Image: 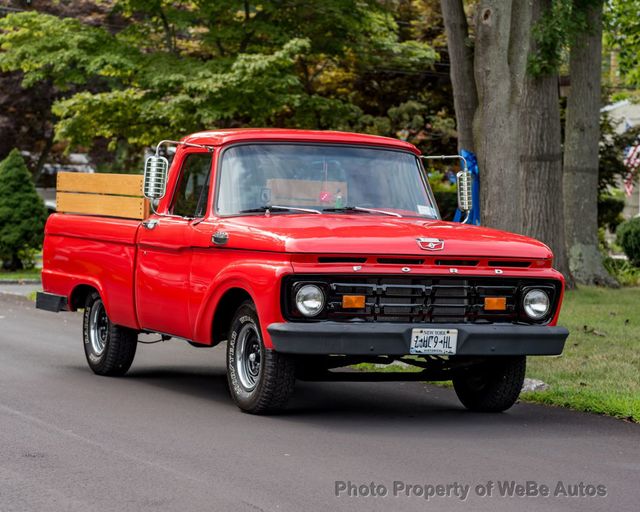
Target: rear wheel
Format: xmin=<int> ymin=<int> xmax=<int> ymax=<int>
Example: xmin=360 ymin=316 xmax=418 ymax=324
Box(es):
xmin=452 ymin=356 xmax=526 ymax=412
xmin=226 ymin=302 xmax=295 ymax=414
xmin=83 ymin=292 xmax=137 ymax=376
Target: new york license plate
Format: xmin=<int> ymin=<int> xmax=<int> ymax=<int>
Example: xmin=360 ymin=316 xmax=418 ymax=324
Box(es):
xmin=410 ymin=328 xmax=458 ymax=355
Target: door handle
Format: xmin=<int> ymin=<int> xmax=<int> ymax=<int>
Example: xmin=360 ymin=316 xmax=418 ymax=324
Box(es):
xmin=212 ymin=231 xmax=229 ymax=245
xmin=142 ymin=219 xmax=159 ymax=230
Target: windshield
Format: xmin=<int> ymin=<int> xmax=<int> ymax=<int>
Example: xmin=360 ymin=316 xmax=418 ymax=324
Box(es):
xmin=215 ymin=144 xmax=439 ymax=218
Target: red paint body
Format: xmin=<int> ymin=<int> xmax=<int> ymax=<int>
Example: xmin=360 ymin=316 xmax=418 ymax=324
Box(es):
xmin=42 ymin=129 xmax=565 ymax=347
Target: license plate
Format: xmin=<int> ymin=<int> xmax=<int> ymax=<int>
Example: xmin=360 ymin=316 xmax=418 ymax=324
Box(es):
xmin=410 ymin=328 xmax=458 ymax=355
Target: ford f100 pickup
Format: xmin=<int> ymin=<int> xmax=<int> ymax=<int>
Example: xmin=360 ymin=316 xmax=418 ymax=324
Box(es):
xmin=37 ymin=129 xmax=569 ymax=414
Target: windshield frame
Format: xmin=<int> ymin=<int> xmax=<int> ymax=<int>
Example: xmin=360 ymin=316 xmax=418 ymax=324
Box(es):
xmin=213 ymin=142 xmax=441 ymax=220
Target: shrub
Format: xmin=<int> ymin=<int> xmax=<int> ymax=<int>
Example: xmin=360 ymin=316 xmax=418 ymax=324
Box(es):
xmin=598 ymin=190 xmax=625 ymax=231
xmin=428 ymin=171 xmax=458 ymax=221
xmin=0 ymin=149 xmax=47 ymax=270
xmin=616 ymin=217 xmax=640 ymax=267
xmin=603 ymin=257 xmax=640 ymax=287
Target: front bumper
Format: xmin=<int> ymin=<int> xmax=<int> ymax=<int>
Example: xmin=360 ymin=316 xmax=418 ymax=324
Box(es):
xmin=267 ymin=322 xmax=569 ymax=356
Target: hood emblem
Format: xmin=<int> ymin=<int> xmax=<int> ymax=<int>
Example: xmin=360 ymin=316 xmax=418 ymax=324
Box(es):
xmin=417 ymin=237 xmax=444 ymax=251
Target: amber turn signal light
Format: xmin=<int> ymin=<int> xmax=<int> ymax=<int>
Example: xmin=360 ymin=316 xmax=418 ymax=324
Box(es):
xmin=484 ymin=297 xmax=507 ymax=311
xmin=342 ymin=295 xmax=366 ymax=309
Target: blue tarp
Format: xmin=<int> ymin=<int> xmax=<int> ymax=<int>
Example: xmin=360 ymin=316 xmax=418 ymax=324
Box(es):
xmin=453 ymin=149 xmax=481 ymax=225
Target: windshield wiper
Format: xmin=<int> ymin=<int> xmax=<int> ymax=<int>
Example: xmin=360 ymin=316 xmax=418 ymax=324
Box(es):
xmin=322 ymin=206 xmax=402 ymax=218
xmin=239 ymin=205 xmax=322 ymax=215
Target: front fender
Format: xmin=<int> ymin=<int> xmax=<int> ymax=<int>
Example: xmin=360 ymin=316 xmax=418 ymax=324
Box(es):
xmin=190 ymin=252 xmax=294 ymax=346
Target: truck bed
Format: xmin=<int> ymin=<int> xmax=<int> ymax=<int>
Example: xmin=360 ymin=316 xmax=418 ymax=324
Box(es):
xmin=42 ymin=214 xmax=141 ymax=329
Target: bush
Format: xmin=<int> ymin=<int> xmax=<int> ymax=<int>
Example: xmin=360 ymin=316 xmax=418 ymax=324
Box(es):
xmin=616 ymin=217 xmax=640 ymax=267
xmin=603 ymin=257 xmax=640 ymax=287
xmin=428 ymin=171 xmax=458 ymax=221
xmin=0 ymin=149 xmax=47 ymax=270
xmin=598 ymin=190 xmax=626 ymax=231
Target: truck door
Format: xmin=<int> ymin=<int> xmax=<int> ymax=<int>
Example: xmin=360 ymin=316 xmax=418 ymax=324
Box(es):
xmin=135 ymin=150 xmax=213 ymax=339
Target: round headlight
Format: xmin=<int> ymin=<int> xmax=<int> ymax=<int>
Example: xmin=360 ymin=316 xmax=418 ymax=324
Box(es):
xmin=295 ymin=284 xmax=325 ymax=317
xmin=523 ymin=289 xmax=550 ymax=320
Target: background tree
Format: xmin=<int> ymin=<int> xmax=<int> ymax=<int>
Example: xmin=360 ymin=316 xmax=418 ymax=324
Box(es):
xmin=519 ymin=0 xmax=571 ymax=283
xmin=440 ymin=0 xmax=476 ymax=152
xmin=0 ymin=0 xmax=120 ymax=172
xmin=441 ymin=0 xmax=625 ymax=286
xmin=441 ymin=0 xmax=535 ymax=233
xmin=0 ymin=149 xmax=47 ymax=270
xmin=562 ymin=0 xmax=615 ymax=285
xmin=0 ymin=1 xmax=455 ymax=161
xmin=441 ymin=0 xmax=573 ymax=284
xmin=605 ymin=0 xmax=640 ymax=87
xmin=472 ymin=0 xmax=532 ymax=234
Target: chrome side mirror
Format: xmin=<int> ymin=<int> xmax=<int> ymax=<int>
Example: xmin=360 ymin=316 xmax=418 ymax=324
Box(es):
xmin=143 ymin=155 xmax=169 ymax=200
xmin=456 ymin=168 xmax=473 ymax=214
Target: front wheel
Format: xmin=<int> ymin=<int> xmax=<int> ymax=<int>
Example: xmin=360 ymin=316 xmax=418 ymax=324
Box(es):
xmin=452 ymin=356 xmax=526 ymax=412
xmin=226 ymin=302 xmax=295 ymax=414
xmin=83 ymin=292 xmax=138 ymax=376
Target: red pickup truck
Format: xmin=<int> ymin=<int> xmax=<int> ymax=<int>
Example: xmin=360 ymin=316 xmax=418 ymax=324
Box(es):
xmin=37 ymin=129 xmax=568 ymax=414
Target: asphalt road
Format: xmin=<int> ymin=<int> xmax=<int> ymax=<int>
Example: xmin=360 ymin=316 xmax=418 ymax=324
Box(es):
xmin=1 ymin=293 xmax=638 ymax=512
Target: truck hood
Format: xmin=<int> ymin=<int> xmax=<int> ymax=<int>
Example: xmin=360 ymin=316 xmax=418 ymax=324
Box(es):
xmin=217 ymin=215 xmax=553 ymax=260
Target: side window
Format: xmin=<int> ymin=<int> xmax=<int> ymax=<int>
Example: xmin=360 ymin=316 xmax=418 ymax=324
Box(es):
xmin=172 ymin=152 xmax=213 ymax=217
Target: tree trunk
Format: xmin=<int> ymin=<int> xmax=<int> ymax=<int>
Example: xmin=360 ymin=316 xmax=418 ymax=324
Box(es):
xmin=32 ymin=133 xmax=54 ymax=184
xmin=563 ymin=0 xmax=616 ymax=286
xmin=473 ymin=0 xmax=532 ymax=233
xmin=519 ymin=0 xmax=573 ymax=286
xmin=441 ymin=0 xmax=477 ymax=152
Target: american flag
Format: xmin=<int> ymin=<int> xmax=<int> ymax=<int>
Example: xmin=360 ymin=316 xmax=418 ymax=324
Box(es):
xmin=623 ymin=142 xmax=640 ymax=196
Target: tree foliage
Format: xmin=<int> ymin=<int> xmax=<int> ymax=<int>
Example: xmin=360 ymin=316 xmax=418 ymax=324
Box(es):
xmin=605 ymin=0 xmax=640 ymax=87
xmin=617 ymin=217 xmax=640 ymax=267
xmin=0 ymin=149 xmax=47 ymax=270
xmin=528 ymin=0 xmax=603 ymax=76
xmin=0 ymin=1 xmax=448 ymax=156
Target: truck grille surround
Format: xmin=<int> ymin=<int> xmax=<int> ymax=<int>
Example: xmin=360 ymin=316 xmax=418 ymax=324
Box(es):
xmin=282 ymin=276 xmax=560 ymax=325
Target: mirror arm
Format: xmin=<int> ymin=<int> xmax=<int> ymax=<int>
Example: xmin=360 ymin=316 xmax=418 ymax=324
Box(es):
xmin=419 ymin=154 xmax=469 ymax=173
xmin=154 ymin=140 xmax=214 ymax=154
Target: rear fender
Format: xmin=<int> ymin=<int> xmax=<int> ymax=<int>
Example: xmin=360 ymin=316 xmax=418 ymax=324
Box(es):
xmin=68 ymin=279 xmax=105 ymax=312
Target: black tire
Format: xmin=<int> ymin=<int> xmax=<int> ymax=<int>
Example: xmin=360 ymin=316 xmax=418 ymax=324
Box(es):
xmin=83 ymin=292 xmax=137 ymax=376
xmin=226 ymin=302 xmax=295 ymax=414
xmin=452 ymin=356 xmax=526 ymax=412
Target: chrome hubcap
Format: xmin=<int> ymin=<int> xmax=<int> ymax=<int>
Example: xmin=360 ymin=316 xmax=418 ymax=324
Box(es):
xmin=89 ymin=300 xmax=109 ymax=356
xmin=235 ymin=323 xmax=262 ymax=391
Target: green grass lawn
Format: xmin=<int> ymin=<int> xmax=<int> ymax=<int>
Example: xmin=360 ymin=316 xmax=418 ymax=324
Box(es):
xmin=524 ymin=287 xmax=640 ymax=422
xmin=0 ymin=268 xmax=41 ymax=281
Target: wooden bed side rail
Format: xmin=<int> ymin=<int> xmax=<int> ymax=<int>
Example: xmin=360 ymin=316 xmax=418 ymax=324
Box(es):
xmin=56 ymin=172 xmax=149 ymax=220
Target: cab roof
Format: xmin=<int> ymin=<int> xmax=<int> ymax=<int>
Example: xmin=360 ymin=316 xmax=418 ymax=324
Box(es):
xmin=181 ymin=128 xmax=421 ymax=155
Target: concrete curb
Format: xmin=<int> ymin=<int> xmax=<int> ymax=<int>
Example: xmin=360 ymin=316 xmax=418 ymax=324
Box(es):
xmin=0 ymin=280 xmax=41 ymax=284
